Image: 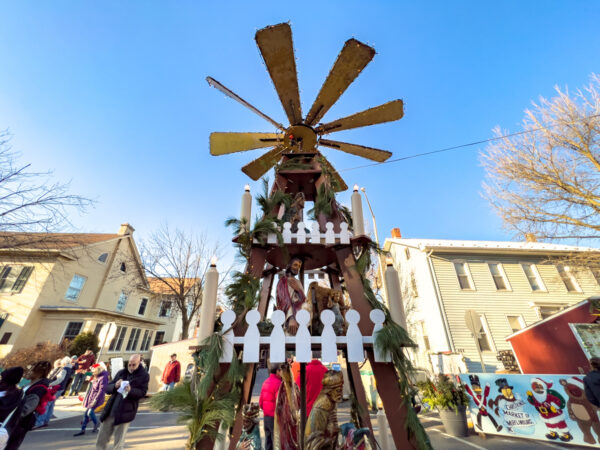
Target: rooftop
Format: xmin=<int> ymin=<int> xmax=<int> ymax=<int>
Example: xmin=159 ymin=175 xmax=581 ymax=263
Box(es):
xmin=0 ymin=232 xmax=122 ymax=251
xmin=384 ymin=238 xmax=600 ymax=255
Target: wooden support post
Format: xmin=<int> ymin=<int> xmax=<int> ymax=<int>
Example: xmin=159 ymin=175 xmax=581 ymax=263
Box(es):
xmin=345 ymin=357 xmax=376 ymax=448
xmin=228 ymin=362 xmax=257 ymax=450
xmin=300 ymin=362 xmax=307 ymax=449
xmin=335 ymin=245 xmax=414 ymax=449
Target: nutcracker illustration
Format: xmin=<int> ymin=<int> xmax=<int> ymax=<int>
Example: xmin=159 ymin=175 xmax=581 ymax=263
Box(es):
xmin=464 ymin=375 xmax=502 ymax=432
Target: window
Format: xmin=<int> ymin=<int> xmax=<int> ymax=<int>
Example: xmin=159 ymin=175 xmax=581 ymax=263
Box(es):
xmin=93 ymin=323 xmax=104 ymax=336
xmin=65 ymin=274 xmax=86 ymax=301
xmin=139 ymin=330 xmax=150 ymax=352
xmin=98 ymin=253 xmax=109 ymax=263
xmin=453 ymin=262 xmax=474 ymax=290
xmin=557 ymin=265 xmax=580 ymax=292
xmin=10 ymin=267 xmax=33 ymax=293
xmin=410 ymin=273 xmax=419 ymax=297
xmin=116 ymin=292 xmax=128 ymax=312
xmin=159 ymin=301 xmax=172 ymax=318
xmin=153 ymin=331 xmax=165 ymax=346
xmin=537 ymin=305 xmax=565 ymax=320
xmin=521 ymin=263 xmax=545 ymax=291
xmin=419 ymin=321 xmax=430 ymax=351
xmin=126 ymin=328 xmax=141 ymax=351
xmin=488 ymin=263 xmax=509 ymax=291
xmin=0 ymin=313 xmax=8 ymax=329
xmin=62 ymin=321 xmax=83 ymax=342
xmin=120 ymin=263 xmax=126 ymax=273
xmin=591 ymin=268 xmax=600 ymax=286
xmin=506 ymin=315 xmax=526 ymax=333
xmin=0 ymin=333 xmax=11 ymax=345
xmin=138 ymin=298 xmax=149 ymax=316
xmin=141 ymin=331 xmax=153 ymax=351
xmin=0 ymin=266 xmax=33 ymax=293
xmin=477 ymin=315 xmax=495 ymax=352
xmin=109 ymin=326 xmax=128 ymax=351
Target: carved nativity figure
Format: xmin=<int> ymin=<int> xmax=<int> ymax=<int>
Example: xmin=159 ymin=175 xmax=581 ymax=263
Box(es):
xmin=307 ymin=281 xmax=348 ymax=336
xmin=236 ymin=403 xmax=262 ymax=450
xmin=276 ymin=257 xmax=309 ymax=335
xmin=274 ymin=363 xmax=300 ymax=450
xmin=305 ymin=370 xmax=344 ymax=450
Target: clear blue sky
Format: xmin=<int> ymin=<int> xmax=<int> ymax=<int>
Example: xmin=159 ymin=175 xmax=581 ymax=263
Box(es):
xmin=1 ymin=1 xmax=599 ymax=260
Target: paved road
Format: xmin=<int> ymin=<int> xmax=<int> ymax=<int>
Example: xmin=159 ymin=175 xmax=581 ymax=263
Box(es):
xmin=21 ymin=401 xmax=589 ymax=449
xmin=21 ymin=404 xmax=187 ymax=449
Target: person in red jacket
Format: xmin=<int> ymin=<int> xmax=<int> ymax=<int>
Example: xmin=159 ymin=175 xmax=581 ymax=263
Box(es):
xmin=161 ymin=354 xmax=181 ymax=391
xmin=259 ymin=363 xmax=282 ymax=450
xmin=69 ymin=349 xmax=96 ymax=396
xmin=295 ymin=359 xmax=328 ymax=419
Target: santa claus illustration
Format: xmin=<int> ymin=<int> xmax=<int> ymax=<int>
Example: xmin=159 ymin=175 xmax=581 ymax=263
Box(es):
xmin=526 ymin=377 xmax=572 ymax=442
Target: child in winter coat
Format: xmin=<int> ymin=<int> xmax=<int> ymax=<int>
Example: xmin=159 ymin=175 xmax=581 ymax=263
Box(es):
xmin=73 ymin=363 xmax=108 ymax=436
xmin=258 ymin=363 xmax=282 ymax=450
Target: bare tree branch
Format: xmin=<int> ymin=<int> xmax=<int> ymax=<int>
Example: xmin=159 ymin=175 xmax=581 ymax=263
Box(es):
xmin=481 ymin=74 xmax=600 ymax=242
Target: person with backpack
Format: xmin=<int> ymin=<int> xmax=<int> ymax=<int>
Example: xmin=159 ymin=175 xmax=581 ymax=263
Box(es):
xmin=5 ymin=361 xmax=52 ymax=450
xmin=0 ymin=366 xmax=24 ymax=441
xmin=73 ymin=363 xmax=108 ymax=436
xmin=33 ymin=356 xmax=73 ymax=429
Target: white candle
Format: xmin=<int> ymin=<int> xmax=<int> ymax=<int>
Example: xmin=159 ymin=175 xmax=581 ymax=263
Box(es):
xmin=351 ymin=185 xmax=365 ymax=236
xmin=384 ymin=260 xmax=407 ymax=329
xmin=240 ymin=184 xmax=252 ymax=232
xmin=197 ymin=257 xmax=219 ymax=344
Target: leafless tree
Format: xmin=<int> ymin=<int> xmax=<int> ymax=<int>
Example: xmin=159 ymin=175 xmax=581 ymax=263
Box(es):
xmin=481 ymin=74 xmax=600 ymax=242
xmin=0 ymin=131 xmax=91 ymax=245
xmin=140 ymin=224 xmax=230 ymax=340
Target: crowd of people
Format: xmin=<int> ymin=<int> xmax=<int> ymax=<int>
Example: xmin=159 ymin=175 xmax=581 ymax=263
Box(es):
xmin=0 ymin=349 xmax=149 ymax=449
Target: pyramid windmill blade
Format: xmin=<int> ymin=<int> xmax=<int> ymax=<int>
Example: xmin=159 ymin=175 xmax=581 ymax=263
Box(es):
xmin=255 ymin=23 xmax=302 ymax=125
xmin=210 ymin=132 xmax=283 ymax=156
xmin=318 ymin=157 xmax=348 ymax=192
xmin=315 ymin=100 xmax=404 ymax=135
xmin=304 ymin=39 xmax=375 ymax=126
xmin=319 ymin=139 xmax=392 ymax=162
xmin=206 ymin=77 xmax=284 ymax=130
xmin=241 ymin=146 xmax=286 ymax=180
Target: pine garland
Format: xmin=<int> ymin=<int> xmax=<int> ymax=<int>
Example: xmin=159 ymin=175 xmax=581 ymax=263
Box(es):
xmin=355 ymin=245 xmax=433 ymax=450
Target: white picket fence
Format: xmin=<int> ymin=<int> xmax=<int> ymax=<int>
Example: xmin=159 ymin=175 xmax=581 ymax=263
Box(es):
xmin=218 ymin=308 xmax=390 ymax=364
xmin=256 ymin=221 xmax=352 ymax=245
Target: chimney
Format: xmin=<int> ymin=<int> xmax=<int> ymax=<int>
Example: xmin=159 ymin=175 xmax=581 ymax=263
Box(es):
xmin=525 ymin=233 xmax=537 ymax=243
xmin=118 ymin=223 xmax=135 ymax=236
xmin=391 ymin=228 xmax=402 ymax=239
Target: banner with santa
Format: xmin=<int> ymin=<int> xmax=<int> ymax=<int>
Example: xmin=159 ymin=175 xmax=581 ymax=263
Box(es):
xmin=458 ymin=373 xmax=600 ymax=447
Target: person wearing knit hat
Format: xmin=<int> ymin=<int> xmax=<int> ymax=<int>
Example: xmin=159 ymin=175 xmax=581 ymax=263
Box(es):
xmin=584 ymin=357 xmax=600 ymax=408
xmin=73 ymin=363 xmax=108 ymax=436
xmin=0 ymin=367 xmax=24 ymax=428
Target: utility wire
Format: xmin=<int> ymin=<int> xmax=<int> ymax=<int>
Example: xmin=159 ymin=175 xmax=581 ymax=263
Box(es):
xmin=337 ymin=113 xmax=600 ymax=173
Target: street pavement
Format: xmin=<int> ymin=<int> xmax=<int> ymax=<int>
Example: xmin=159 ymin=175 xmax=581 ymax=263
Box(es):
xmin=20 ymin=398 xmax=590 ymax=449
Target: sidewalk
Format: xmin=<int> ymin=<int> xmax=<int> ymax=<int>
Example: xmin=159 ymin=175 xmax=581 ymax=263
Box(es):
xmin=52 ymin=396 xmax=86 ymax=421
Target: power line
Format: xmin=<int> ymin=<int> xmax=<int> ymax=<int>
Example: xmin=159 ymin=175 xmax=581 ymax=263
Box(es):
xmin=337 ymin=113 xmax=600 ymax=173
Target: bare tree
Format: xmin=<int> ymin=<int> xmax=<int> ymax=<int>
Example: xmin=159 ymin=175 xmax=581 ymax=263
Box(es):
xmin=140 ymin=224 xmax=230 ymax=340
xmin=481 ymin=74 xmax=600 ymax=242
xmin=0 ymin=131 xmax=90 ymax=244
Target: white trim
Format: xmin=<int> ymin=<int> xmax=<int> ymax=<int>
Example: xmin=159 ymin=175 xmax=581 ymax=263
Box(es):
xmin=520 ymin=262 xmax=547 ymax=292
xmin=556 ymin=264 xmax=582 ymax=293
xmin=487 ymin=261 xmax=512 ymax=291
xmin=478 ymin=313 xmax=496 ymax=353
xmin=452 ymin=260 xmax=476 ymax=291
xmin=505 ymin=314 xmax=526 ymax=333
xmin=506 ymin=299 xmax=591 ymax=339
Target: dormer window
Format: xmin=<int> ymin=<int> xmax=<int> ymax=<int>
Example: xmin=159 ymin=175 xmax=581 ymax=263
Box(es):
xmin=120 ymin=263 xmax=126 ymax=273
xmin=98 ymin=253 xmax=109 ymax=263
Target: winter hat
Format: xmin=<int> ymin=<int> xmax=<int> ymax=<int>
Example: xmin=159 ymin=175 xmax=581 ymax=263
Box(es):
xmin=531 ymin=377 xmax=552 ymax=389
xmin=1 ymin=367 xmax=24 ymax=385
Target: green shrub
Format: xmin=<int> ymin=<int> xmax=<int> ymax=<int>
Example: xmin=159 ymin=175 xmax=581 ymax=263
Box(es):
xmin=418 ymin=374 xmax=469 ymax=411
xmin=67 ymin=332 xmax=99 ymax=357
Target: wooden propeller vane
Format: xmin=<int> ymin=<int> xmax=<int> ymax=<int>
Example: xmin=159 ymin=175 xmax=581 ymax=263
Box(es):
xmin=207 ymin=22 xmax=404 ymax=191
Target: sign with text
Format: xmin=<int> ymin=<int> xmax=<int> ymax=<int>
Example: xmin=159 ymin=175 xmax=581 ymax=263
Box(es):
xmin=459 ymin=373 xmax=600 ymax=447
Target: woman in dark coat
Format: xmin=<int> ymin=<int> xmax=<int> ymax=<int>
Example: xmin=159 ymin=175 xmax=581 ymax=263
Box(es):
xmin=73 ymin=363 xmax=108 ymax=436
xmin=0 ymin=367 xmax=24 ymax=434
xmin=6 ymin=361 xmax=52 ymax=450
